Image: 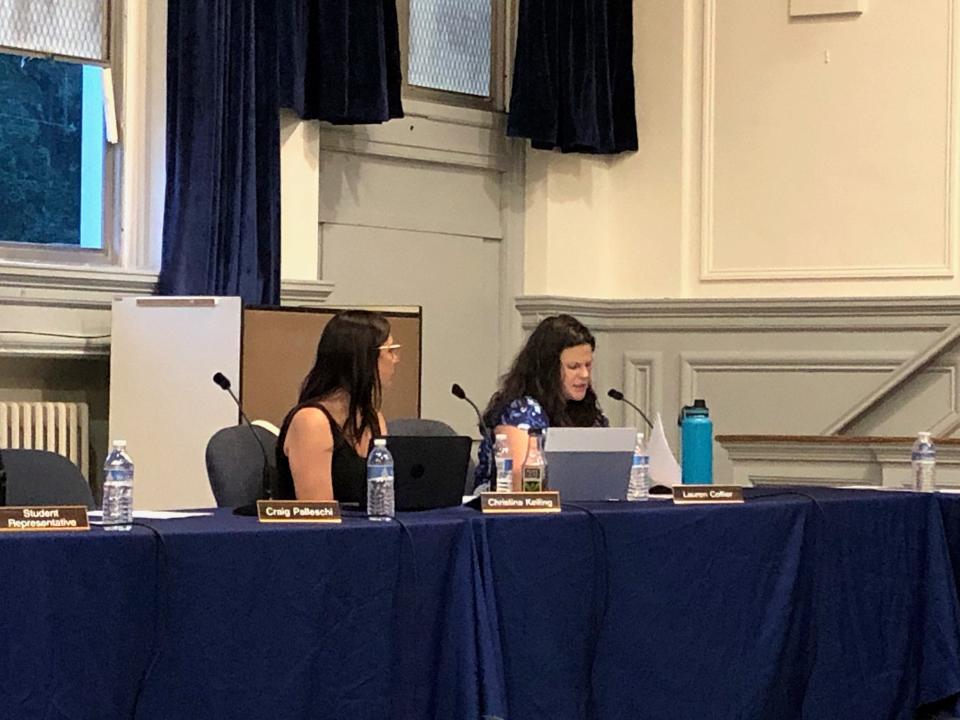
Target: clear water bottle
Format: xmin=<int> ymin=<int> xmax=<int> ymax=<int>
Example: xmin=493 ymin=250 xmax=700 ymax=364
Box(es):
xmin=494 ymin=433 xmax=513 ymax=493
xmin=911 ymin=431 xmax=936 ymax=492
xmin=102 ymin=440 xmax=134 ymax=531
xmin=627 ymin=432 xmax=651 ymax=501
xmin=367 ymin=438 xmax=395 ymax=521
xmin=521 ymin=428 xmax=547 ymax=492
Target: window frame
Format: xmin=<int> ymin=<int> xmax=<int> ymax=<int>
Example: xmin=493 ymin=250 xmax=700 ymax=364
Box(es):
xmin=397 ymin=0 xmax=506 ymax=112
xmin=0 ymin=0 xmax=122 ymax=266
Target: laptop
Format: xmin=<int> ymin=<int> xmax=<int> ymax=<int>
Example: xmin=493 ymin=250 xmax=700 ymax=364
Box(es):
xmin=544 ymin=427 xmax=637 ymax=501
xmin=385 ymin=435 xmax=473 ymax=511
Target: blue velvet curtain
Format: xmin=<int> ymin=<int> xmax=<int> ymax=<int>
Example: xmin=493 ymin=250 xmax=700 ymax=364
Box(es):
xmin=160 ymin=1 xmax=403 ymax=305
xmin=507 ymin=0 xmax=638 ymax=155
xmin=277 ymin=0 xmax=403 ymax=124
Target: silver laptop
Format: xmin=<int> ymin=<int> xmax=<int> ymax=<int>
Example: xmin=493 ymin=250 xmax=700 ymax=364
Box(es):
xmin=544 ymin=427 xmax=637 ymax=501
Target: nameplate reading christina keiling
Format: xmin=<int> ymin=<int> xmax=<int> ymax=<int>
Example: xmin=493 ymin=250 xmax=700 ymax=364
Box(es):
xmin=256 ymin=500 xmax=342 ymax=523
xmin=672 ymin=486 xmax=744 ymax=505
xmin=0 ymin=506 xmax=90 ymax=532
xmin=480 ymin=491 xmax=561 ymax=514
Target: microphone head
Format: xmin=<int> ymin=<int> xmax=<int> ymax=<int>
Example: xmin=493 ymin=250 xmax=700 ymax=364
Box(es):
xmin=451 ymin=383 xmax=466 ymax=400
xmin=607 ymin=388 xmax=624 ymax=401
xmin=212 ymin=372 xmax=231 ymax=391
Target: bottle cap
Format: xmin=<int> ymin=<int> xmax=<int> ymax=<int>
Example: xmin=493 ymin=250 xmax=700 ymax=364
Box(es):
xmin=517 ymin=423 xmax=531 ymax=432
xmin=112 ymin=440 xmax=127 ymax=449
xmin=918 ymin=431 xmax=932 ymax=441
xmin=495 ymin=433 xmax=507 ymax=441
xmin=636 ymin=432 xmax=644 ymax=444
xmin=374 ymin=438 xmax=387 ymax=447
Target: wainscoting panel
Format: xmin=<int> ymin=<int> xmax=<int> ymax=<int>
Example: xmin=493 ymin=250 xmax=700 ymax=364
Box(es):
xmin=517 ymin=296 xmax=960 ymax=483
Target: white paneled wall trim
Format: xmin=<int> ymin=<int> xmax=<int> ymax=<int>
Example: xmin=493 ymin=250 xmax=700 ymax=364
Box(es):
xmin=515 ymin=295 xmax=960 ymax=483
xmin=516 ymin=296 xmax=960 ymax=331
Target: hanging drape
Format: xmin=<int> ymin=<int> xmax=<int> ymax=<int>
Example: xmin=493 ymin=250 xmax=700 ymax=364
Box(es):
xmin=507 ymin=0 xmax=638 ymax=155
xmin=160 ymin=1 xmax=403 ymax=305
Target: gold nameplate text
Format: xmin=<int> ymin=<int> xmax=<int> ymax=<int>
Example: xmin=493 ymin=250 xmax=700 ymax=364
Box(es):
xmin=672 ymin=485 xmax=744 ymax=505
xmin=257 ymin=500 xmax=342 ymax=523
xmin=480 ymin=491 xmax=561 ymax=514
xmin=0 ymin=506 xmax=90 ymax=532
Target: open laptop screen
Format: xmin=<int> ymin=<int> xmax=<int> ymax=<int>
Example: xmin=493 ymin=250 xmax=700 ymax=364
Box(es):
xmin=544 ymin=427 xmax=636 ymax=501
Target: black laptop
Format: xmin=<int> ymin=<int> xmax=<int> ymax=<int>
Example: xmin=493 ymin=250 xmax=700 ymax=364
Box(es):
xmin=385 ymin=435 xmax=472 ymax=511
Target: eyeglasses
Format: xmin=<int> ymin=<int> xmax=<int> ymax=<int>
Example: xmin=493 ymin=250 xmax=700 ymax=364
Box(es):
xmin=378 ymin=343 xmax=402 ymax=358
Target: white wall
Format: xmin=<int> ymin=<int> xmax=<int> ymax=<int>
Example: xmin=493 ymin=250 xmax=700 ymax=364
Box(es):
xmin=524 ymin=0 xmax=960 ymax=299
xmin=278 ymin=101 xmax=525 ymax=436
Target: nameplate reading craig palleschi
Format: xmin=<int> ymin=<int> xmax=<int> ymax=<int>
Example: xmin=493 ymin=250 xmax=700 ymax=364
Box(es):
xmin=0 ymin=506 xmax=90 ymax=532
xmin=480 ymin=491 xmax=561 ymax=514
xmin=672 ymin=485 xmax=744 ymax=505
xmin=256 ymin=500 xmax=342 ymax=523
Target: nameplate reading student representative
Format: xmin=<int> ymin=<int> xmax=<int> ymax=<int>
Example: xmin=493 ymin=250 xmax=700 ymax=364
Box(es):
xmin=0 ymin=506 xmax=90 ymax=532
xmin=672 ymin=485 xmax=744 ymax=505
xmin=480 ymin=491 xmax=561 ymax=514
xmin=256 ymin=500 xmax=342 ymax=523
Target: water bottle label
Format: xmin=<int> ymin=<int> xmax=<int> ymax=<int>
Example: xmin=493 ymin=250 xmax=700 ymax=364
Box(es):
xmin=522 ymin=466 xmax=545 ymax=492
xmin=632 ymin=454 xmax=649 ymax=468
xmin=496 ymin=458 xmax=513 ymax=474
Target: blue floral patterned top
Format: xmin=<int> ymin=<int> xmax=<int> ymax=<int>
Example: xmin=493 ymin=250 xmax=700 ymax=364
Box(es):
xmin=474 ymin=396 xmax=608 ymax=490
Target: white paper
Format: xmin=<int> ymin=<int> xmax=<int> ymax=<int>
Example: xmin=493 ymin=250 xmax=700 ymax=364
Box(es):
xmin=88 ymin=510 xmax=213 ymax=520
xmin=647 ymin=413 xmax=682 ymax=486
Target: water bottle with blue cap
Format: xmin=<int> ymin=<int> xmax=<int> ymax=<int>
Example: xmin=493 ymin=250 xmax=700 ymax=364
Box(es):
xmin=679 ymin=399 xmax=713 ymax=485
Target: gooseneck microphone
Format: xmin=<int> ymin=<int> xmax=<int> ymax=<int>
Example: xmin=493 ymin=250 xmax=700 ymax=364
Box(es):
xmin=451 ymin=383 xmax=490 ymax=441
xmin=607 ymin=388 xmax=654 ymax=430
xmin=212 ymin=372 xmax=274 ymax=514
xmin=451 ymin=383 xmax=494 ymax=478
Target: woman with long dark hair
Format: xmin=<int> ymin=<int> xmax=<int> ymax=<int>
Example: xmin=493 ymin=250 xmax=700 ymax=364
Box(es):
xmin=475 ymin=314 xmax=607 ymax=490
xmin=276 ymin=310 xmax=401 ymax=501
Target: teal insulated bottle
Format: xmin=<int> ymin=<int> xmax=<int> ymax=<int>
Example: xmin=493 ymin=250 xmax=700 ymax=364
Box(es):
xmin=680 ymin=399 xmax=713 ymax=485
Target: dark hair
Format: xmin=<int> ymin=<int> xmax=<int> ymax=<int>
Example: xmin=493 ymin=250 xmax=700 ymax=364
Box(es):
xmin=298 ymin=310 xmax=390 ymax=445
xmin=482 ymin=314 xmax=603 ymax=429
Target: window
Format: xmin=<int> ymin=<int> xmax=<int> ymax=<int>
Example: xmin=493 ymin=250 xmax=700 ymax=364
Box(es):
xmin=0 ymin=0 xmax=117 ymax=262
xmin=399 ymin=0 xmax=505 ymax=110
xmin=0 ymin=53 xmax=105 ymax=249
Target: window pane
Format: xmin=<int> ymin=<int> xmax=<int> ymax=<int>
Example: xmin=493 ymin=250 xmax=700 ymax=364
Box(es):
xmin=408 ymin=0 xmax=491 ymax=97
xmin=0 ymin=52 xmax=104 ymax=248
xmin=0 ymin=0 xmax=108 ymax=63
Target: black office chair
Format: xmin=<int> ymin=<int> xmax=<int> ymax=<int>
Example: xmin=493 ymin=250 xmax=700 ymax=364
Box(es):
xmin=205 ymin=425 xmax=278 ymax=507
xmin=387 ymin=417 xmax=478 ymax=493
xmin=1 ymin=449 xmax=95 ymax=509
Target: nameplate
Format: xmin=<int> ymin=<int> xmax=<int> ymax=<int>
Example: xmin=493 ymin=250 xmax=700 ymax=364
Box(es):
xmin=256 ymin=500 xmax=342 ymax=523
xmin=672 ymin=485 xmax=744 ymax=504
xmin=480 ymin=492 xmax=561 ymax=514
xmin=0 ymin=506 xmax=90 ymax=532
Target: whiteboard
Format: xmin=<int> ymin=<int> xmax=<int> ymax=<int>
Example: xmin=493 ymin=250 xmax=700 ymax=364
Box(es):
xmin=109 ymin=297 xmax=241 ymax=509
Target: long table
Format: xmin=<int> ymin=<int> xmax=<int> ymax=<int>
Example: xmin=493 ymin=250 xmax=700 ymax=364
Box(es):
xmin=2 ymin=489 xmax=959 ymax=720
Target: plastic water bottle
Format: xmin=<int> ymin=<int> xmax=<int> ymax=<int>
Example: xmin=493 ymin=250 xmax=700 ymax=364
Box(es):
xmin=521 ymin=428 xmax=547 ymax=492
xmin=627 ymin=432 xmax=651 ymax=501
xmin=494 ymin=433 xmax=513 ymax=493
xmin=680 ymin=399 xmax=713 ymax=485
xmin=911 ymin=431 xmax=936 ymax=492
xmin=367 ymin=438 xmax=395 ymax=521
xmin=102 ymin=440 xmax=134 ymax=530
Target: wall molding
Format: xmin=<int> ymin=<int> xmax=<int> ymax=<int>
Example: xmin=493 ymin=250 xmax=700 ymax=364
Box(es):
xmin=516 ymin=295 xmax=960 ymax=331
xmin=694 ymin=0 xmax=958 ymax=282
xmin=622 ymin=352 xmax=664 ymax=427
xmin=279 ymin=279 xmax=335 ymax=308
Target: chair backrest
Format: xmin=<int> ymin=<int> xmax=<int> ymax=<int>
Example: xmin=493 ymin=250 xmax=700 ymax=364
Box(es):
xmin=205 ymin=425 xmax=278 ymax=507
xmin=2 ymin=449 xmax=95 ymax=509
xmin=387 ymin=417 xmax=459 ymax=436
xmin=387 ymin=417 xmax=476 ymax=494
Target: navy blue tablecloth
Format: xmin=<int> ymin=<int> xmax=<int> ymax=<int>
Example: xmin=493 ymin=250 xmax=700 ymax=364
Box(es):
xmin=2 ymin=489 xmax=960 ymax=720
xmin=472 ymin=488 xmax=960 ymax=720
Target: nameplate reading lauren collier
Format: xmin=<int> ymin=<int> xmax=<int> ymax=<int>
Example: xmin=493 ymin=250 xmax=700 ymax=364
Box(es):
xmin=0 ymin=506 xmax=90 ymax=532
xmin=256 ymin=500 xmax=342 ymax=523
xmin=480 ymin=491 xmax=561 ymax=514
xmin=672 ymin=485 xmax=744 ymax=505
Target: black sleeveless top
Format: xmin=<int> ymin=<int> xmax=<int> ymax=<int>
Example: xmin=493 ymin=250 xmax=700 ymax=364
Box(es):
xmin=275 ymin=401 xmax=370 ymax=503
